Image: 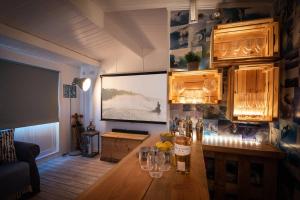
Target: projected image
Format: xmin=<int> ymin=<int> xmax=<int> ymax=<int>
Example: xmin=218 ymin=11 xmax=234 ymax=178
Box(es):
xmin=101 ymin=72 xmax=167 ymax=124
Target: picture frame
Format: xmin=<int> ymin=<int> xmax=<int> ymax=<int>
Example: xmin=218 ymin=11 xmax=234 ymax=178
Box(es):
xmin=101 ymin=71 xmax=167 ymax=124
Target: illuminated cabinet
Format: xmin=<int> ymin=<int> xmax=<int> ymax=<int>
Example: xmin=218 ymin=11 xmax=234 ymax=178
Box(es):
xmin=226 ymin=64 xmax=279 ymax=122
xmin=211 ymin=18 xmax=279 ymax=68
xmin=169 ymin=70 xmax=222 ymax=104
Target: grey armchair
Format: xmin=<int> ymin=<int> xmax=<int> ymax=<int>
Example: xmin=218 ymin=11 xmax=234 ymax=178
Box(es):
xmin=0 ymin=141 xmax=40 ymax=197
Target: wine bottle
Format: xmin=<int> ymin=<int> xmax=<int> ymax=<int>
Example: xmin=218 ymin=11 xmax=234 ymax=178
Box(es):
xmin=185 ymin=116 xmax=193 ymax=138
xmin=174 ymin=136 xmax=192 ymax=174
xmin=195 ymin=118 xmax=203 ymax=142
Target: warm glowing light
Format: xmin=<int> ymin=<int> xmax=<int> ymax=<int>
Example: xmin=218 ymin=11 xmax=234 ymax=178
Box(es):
xmin=233 ymin=92 xmax=267 ymax=117
xmin=203 ymin=135 xmax=260 ymax=146
xmin=192 ymin=132 xmax=197 ymax=141
xmin=169 ymin=70 xmax=222 ymax=104
xmin=82 ymin=78 xmax=91 ymax=92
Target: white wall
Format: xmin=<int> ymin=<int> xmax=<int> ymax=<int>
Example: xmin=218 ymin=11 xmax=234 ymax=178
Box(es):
xmin=0 ymin=47 xmax=81 ymax=155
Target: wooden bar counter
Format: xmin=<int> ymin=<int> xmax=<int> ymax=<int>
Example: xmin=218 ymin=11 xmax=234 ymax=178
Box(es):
xmin=78 ymin=133 xmax=209 ymax=200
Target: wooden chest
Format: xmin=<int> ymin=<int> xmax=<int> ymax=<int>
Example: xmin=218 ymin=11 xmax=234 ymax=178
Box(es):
xmin=100 ymin=132 xmax=149 ymax=162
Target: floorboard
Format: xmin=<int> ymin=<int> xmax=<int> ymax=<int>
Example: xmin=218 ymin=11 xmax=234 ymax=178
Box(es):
xmin=30 ymin=155 xmax=115 ymax=200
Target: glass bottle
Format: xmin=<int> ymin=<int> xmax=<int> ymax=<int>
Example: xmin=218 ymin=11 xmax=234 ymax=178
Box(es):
xmin=178 ymin=120 xmax=185 ymax=136
xmin=195 ymin=118 xmax=203 ymax=142
xmin=174 ymin=136 xmax=192 ymax=174
xmin=185 ymin=116 xmax=193 ymax=138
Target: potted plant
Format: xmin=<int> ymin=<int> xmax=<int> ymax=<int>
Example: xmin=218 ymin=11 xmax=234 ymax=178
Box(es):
xmin=185 ymin=51 xmax=201 ymax=71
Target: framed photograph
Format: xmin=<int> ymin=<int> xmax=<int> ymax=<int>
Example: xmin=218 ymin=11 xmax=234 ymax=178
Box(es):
xmin=170 ymin=25 xmax=189 ymax=50
xmin=170 ymin=10 xmax=189 ymax=27
xmin=203 ymin=119 xmax=218 ymax=136
xmin=63 ymin=84 xmax=76 ymax=98
xmin=101 ymin=71 xmax=167 ymax=124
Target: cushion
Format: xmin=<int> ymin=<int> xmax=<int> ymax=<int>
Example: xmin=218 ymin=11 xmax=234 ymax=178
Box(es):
xmin=0 ymin=129 xmax=17 ymax=163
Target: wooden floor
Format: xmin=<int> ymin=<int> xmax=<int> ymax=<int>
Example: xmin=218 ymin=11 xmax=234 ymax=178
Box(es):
xmin=30 ymin=155 xmax=115 ymax=200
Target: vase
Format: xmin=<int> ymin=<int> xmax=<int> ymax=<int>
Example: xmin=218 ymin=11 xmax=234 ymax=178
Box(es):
xmin=187 ymin=61 xmax=199 ymax=71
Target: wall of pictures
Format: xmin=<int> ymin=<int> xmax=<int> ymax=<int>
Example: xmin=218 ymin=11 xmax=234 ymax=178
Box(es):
xmin=170 ymin=10 xmax=220 ymax=70
xmin=170 ymin=3 xmax=300 ymax=198
xmin=170 ymin=7 xmax=271 ymax=71
xmin=169 ymin=8 xmax=273 ymax=143
xmin=272 ymin=0 xmax=300 ymax=199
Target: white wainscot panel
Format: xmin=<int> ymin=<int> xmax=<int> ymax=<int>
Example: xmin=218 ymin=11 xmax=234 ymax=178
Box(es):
xmin=15 ymin=122 xmax=59 ymax=159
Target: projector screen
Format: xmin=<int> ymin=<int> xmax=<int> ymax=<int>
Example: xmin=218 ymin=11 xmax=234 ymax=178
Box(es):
xmin=0 ymin=59 xmax=59 ymax=128
xmin=101 ymin=71 xmax=167 ymax=124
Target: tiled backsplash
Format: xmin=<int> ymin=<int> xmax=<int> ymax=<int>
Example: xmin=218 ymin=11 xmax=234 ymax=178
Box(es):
xmin=170 ymin=104 xmax=269 ymax=143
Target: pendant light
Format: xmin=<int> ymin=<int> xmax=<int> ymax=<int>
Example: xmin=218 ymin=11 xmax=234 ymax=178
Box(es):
xmin=190 ymin=0 xmax=198 ymax=24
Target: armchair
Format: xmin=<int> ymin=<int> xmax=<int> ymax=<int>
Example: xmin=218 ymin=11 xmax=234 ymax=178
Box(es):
xmin=0 ymin=141 xmax=40 ymax=197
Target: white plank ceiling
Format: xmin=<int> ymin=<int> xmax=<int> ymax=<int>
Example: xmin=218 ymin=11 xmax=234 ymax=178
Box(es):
xmin=0 ymin=0 xmax=220 ymax=66
xmin=97 ymin=0 xmax=220 ymax=11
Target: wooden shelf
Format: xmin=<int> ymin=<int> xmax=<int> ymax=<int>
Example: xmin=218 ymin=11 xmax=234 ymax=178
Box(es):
xmin=226 ymin=63 xmax=279 ymax=122
xmin=168 ymin=70 xmax=222 ymax=104
xmin=211 ymin=18 xmax=279 ymax=68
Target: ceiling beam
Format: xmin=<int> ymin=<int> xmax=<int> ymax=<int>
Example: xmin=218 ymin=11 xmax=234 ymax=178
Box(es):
xmin=68 ymin=0 xmax=144 ymax=57
xmin=69 ymin=0 xmax=104 ymax=28
xmin=0 ymin=23 xmax=100 ymax=66
xmin=104 ymin=13 xmax=152 ymax=58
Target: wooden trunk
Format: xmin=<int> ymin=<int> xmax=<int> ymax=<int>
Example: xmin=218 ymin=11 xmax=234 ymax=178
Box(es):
xmin=100 ymin=132 xmax=149 ymax=162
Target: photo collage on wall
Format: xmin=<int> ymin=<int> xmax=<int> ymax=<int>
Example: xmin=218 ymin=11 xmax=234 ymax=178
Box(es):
xmin=169 ymin=7 xmax=272 ymax=71
xmin=170 ymin=10 xmax=221 ymax=70
xmin=271 ymin=0 xmax=300 ymax=168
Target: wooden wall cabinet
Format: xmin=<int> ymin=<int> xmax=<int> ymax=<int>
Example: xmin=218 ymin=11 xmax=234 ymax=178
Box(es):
xmin=203 ymin=142 xmax=284 ymax=200
xmin=211 ymin=18 xmax=279 ymax=68
xmin=169 ymin=70 xmax=222 ymax=104
xmin=226 ymin=63 xmax=279 ymax=122
xmin=100 ymin=132 xmax=149 ymax=162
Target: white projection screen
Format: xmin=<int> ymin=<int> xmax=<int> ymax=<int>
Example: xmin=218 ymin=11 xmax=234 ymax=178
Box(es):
xmin=101 ymin=71 xmax=167 ymax=124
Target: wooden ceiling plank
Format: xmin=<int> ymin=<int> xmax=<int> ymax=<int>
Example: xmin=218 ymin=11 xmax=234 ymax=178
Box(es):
xmin=0 ymin=23 xmax=99 ymax=66
xmin=69 ymin=0 xmax=104 ymax=28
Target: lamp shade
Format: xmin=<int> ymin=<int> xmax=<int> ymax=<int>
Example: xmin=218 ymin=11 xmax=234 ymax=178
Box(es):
xmin=72 ymin=77 xmax=91 ymax=92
